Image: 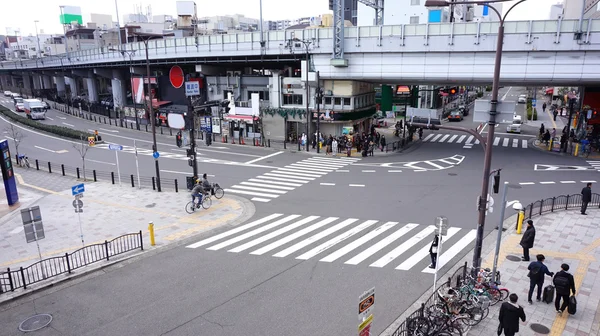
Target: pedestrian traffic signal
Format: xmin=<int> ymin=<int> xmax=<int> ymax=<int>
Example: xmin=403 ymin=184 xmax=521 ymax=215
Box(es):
xmin=493 ymin=172 xmax=500 ymax=194
xmin=449 ymin=87 xmax=457 ymax=95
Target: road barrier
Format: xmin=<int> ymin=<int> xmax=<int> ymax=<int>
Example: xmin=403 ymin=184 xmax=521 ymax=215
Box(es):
xmin=0 ymin=231 xmax=143 ymax=294
xmin=523 ymin=193 xmax=600 ymax=220
xmin=24 ymin=157 xmax=180 ymax=192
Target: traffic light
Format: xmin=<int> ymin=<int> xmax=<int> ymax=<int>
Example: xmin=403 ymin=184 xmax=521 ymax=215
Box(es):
xmin=493 ymin=172 xmax=501 ymax=194
xmin=449 ymin=87 xmax=457 ymax=95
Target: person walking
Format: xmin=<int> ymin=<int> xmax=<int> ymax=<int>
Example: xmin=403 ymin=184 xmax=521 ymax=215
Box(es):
xmin=498 ymin=293 xmax=526 ymax=336
xmin=380 ymin=134 xmax=386 ymax=152
xmin=428 ymin=234 xmax=439 ymax=269
xmin=581 ymin=182 xmax=592 ymax=215
xmin=542 ymin=102 xmax=547 ymax=113
xmin=332 ymin=137 xmax=338 ymax=157
xmin=553 ymin=263 xmax=576 ymax=315
xmin=527 ymin=254 xmax=554 ymax=304
xmin=520 ymin=220 xmax=535 ymax=261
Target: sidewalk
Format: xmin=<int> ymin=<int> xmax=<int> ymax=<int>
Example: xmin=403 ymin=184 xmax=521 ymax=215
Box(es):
xmin=468 ymin=209 xmax=600 ymax=336
xmin=0 ymin=167 xmax=254 ymax=275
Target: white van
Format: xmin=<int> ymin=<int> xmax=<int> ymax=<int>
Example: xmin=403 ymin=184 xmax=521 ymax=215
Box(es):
xmin=23 ymin=99 xmax=46 ymax=120
xmin=506 ymin=115 xmax=522 ymax=134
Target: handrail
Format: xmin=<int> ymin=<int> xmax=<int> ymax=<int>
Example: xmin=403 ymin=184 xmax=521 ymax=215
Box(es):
xmin=0 ymin=231 xmax=143 ymax=294
xmin=523 ymin=193 xmax=600 ymax=220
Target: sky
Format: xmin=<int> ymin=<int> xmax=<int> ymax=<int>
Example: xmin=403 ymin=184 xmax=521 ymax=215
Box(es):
xmin=3 ymin=0 xmax=556 ymax=37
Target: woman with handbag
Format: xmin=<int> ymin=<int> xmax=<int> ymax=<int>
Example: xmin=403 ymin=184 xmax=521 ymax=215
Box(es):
xmin=428 ymin=235 xmax=439 ymax=269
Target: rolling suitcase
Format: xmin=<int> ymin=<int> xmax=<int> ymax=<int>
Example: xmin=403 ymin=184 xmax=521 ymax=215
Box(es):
xmin=568 ymin=296 xmax=577 ymax=315
xmin=542 ymin=285 xmax=555 ymax=304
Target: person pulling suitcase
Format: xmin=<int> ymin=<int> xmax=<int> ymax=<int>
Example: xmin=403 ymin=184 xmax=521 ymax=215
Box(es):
xmin=553 ymin=263 xmax=576 ymax=315
xmin=527 ymin=254 xmax=554 ymax=304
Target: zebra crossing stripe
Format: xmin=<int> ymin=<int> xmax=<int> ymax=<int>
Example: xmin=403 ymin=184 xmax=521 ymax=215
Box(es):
xmin=295 ymin=220 xmax=378 ymax=260
xmin=448 ymin=135 xmax=458 ymax=143
xmin=396 ymin=227 xmax=461 ymax=270
xmin=345 ymin=224 xmax=418 ymax=266
xmin=273 ymin=218 xmax=359 ymax=258
xmin=225 ymin=188 xmax=280 ymax=198
xmin=493 ymin=137 xmax=500 ymax=146
xmin=512 ymin=139 xmax=518 ymax=148
xmin=466 ymin=135 xmax=474 ymax=144
xmin=229 ymin=185 xmax=287 ymax=194
xmin=431 ymin=134 xmax=442 ymax=142
xmin=522 ymin=140 xmax=528 ymax=148
xmin=457 ymin=135 xmax=466 ymax=143
xmin=250 ymin=217 xmax=340 ymax=255
xmin=422 ymin=230 xmax=477 ymax=273
xmin=207 ymin=215 xmax=302 ymax=251
xmin=241 ymin=182 xmax=294 ymax=190
xmin=320 ymin=221 xmax=398 ymax=263
xmin=186 ymin=214 xmax=284 ymax=248
xmin=502 ymin=138 xmax=509 ymax=147
xmin=273 ymin=169 xmax=324 ymax=177
xmin=370 ymin=226 xmax=436 ymax=268
xmin=247 ymin=178 xmax=302 ymax=187
xmin=440 ymin=135 xmax=450 ymax=142
xmin=257 ymin=175 xmax=309 ymax=183
xmin=424 ymin=134 xmax=435 ymax=141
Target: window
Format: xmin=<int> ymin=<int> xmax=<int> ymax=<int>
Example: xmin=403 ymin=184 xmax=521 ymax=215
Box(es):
xmin=411 ymin=0 xmax=420 ymax=5
xmin=343 ymin=98 xmax=351 ymax=106
xmin=283 ymin=94 xmax=303 ymax=105
xmin=410 ymin=16 xmax=420 ymax=24
xmin=248 ymin=91 xmax=270 ymax=101
xmin=324 ymin=97 xmax=332 ymax=105
xmin=334 ymin=97 xmax=341 ymax=105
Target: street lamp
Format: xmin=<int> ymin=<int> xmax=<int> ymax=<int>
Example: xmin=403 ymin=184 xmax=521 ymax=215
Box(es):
xmin=134 ymin=34 xmax=161 ymax=192
xmin=33 ymin=20 xmax=42 ymax=59
xmin=424 ymin=0 xmax=528 ymax=275
xmin=491 ymin=182 xmax=522 ymax=283
xmin=109 ymin=48 xmax=140 ymax=130
xmin=291 ymin=37 xmax=315 ymax=152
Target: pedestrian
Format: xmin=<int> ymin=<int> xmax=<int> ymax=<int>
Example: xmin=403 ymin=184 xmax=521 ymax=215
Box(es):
xmin=539 ymin=124 xmax=545 ymax=138
xmin=428 ymin=234 xmax=439 ymax=269
xmin=301 ymin=133 xmax=307 ymax=149
xmin=527 ymin=254 xmax=554 ymax=304
xmin=551 ymin=128 xmax=556 ymax=140
xmin=542 ymin=102 xmax=547 ymax=112
xmin=498 ymin=293 xmax=526 ymax=336
xmin=553 ymin=263 xmax=576 ymax=315
xmin=520 ymin=220 xmax=535 ymax=261
xmin=380 ymin=135 xmax=386 ymax=152
xmin=581 ymin=182 xmax=592 ymax=215
xmin=553 ymin=109 xmax=558 ymax=121
xmin=332 ymin=137 xmax=338 ymax=157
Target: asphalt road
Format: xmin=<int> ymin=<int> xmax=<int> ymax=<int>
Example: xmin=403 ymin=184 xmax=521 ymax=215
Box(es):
xmin=1 ymin=87 xmax=598 ymax=336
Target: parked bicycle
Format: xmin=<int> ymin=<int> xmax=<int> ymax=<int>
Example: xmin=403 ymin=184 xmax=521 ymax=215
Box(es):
xmin=185 ymin=191 xmax=212 ymax=213
xmin=17 ymin=154 xmax=30 ymax=168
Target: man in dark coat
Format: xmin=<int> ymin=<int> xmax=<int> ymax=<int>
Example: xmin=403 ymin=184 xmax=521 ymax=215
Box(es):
xmin=498 ymin=293 xmax=526 ymax=336
xmin=581 ymin=183 xmax=592 ymax=215
xmin=553 ymin=263 xmax=576 ymax=315
xmin=520 ymin=220 xmax=535 ymax=261
xmin=527 ymin=254 xmax=554 ymax=304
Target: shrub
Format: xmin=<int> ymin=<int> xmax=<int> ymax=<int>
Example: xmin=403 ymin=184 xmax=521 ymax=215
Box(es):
xmin=526 ymin=106 xmax=538 ymax=120
xmin=477 ymin=91 xmax=484 ymax=98
xmin=0 ymin=106 xmax=93 ymax=140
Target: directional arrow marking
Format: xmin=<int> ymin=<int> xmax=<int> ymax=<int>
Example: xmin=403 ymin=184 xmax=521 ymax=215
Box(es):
xmin=534 ymin=164 xmax=591 ymax=171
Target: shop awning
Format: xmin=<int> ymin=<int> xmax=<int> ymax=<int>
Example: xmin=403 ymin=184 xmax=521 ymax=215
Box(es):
xmin=223 ymin=114 xmax=255 ymax=123
xmin=545 ymin=88 xmax=554 ymax=95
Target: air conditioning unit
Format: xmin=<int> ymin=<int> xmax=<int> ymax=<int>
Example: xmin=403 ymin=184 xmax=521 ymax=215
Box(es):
xmin=226 ymin=71 xmax=234 ymax=77
xmin=325 ymin=90 xmax=333 ymax=96
xmin=233 ymin=71 xmax=242 ymax=76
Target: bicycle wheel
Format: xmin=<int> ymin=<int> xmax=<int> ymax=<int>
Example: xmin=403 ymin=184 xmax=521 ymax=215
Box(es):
xmin=214 ymin=187 xmax=224 ymax=199
xmin=499 ymin=288 xmax=510 ymax=301
xmin=406 ymin=316 xmax=431 ymax=336
xmin=534 ymin=139 xmax=541 ymax=146
xmin=448 ymin=316 xmax=469 ymax=335
xmin=24 ymin=160 xmax=30 ymax=168
xmin=485 ymin=288 xmax=502 ymax=306
xmin=201 ymin=196 xmax=212 ymax=209
xmin=185 ymin=201 xmax=196 ymax=214
xmin=462 ymin=306 xmax=487 ymax=326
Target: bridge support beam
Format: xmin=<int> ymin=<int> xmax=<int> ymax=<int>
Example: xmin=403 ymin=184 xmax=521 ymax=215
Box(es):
xmin=85 ymin=77 xmax=98 ymax=103
xmin=55 ymin=75 xmax=66 ymax=97
xmin=42 ymin=75 xmax=52 ymax=89
xmin=22 ymin=73 xmax=32 ymax=95
xmin=111 ymin=69 xmax=126 ymax=110
xmin=331 ymin=0 xmax=348 ymax=67
xmin=32 ymin=74 xmax=41 ymax=90
xmin=65 ymin=76 xmax=79 ymax=98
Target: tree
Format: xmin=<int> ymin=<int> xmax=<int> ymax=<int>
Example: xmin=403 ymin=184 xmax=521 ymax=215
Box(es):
xmin=5 ymin=123 xmax=25 ymax=160
xmin=73 ymin=135 xmax=90 ymax=181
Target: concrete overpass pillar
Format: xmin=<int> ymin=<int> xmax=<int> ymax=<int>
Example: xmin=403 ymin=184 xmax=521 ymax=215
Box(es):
xmin=32 ymin=74 xmax=41 ymax=90
xmin=55 ymin=75 xmax=66 ymax=96
xmin=42 ymin=75 xmax=52 ymax=90
xmin=23 ymin=74 xmax=32 ymax=95
xmin=66 ymin=77 xmax=79 ymax=98
xmin=85 ymin=77 xmax=98 ymax=103
xmin=111 ymin=69 xmax=126 ymax=110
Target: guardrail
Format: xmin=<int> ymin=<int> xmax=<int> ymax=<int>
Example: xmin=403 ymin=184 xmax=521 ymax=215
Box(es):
xmin=22 ymin=157 xmax=181 ymax=192
xmin=0 ymin=231 xmax=143 ymax=294
xmin=523 ymin=193 xmax=600 ymax=220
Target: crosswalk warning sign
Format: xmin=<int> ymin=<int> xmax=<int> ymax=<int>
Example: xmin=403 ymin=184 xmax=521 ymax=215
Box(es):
xmin=88 ymin=136 xmax=95 ymax=146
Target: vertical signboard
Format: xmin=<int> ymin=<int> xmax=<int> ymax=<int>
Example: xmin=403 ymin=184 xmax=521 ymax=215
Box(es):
xmin=358 ymin=287 xmax=375 ymax=336
xmin=0 ymin=139 xmax=18 ymax=205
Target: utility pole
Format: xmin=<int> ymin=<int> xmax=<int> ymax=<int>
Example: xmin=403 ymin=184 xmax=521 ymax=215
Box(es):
xmin=315 ymin=71 xmax=322 ymax=153
xmin=141 ymin=36 xmax=161 ymax=191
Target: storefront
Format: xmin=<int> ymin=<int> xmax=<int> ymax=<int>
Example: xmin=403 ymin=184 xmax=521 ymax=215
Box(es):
xmin=222 ymin=114 xmax=261 ymax=139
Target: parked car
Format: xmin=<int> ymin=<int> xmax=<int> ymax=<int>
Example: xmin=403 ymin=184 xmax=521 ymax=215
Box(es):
xmin=3 ymin=90 xmax=12 ymax=97
xmin=448 ymin=110 xmax=463 ymax=121
xmin=517 ymin=94 xmax=527 ymax=104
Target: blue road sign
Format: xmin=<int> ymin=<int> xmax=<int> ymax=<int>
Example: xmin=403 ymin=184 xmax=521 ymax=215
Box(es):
xmin=153 ymin=152 xmax=160 ymax=159
xmin=71 ymin=183 xmax=85 ymax=196
xmin=108 ymin=144 xmax=123 ymax=151
xmin=532 ymin=99 xmax=537 ymax=107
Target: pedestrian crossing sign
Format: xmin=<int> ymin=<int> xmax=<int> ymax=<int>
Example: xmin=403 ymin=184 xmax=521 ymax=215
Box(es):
xmin=88 ymin=136 xmax=95 ymax=147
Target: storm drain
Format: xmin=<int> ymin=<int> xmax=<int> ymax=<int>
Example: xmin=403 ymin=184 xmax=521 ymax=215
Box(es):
xmin=530 ymin=323 xmax=551 ymax=334
xmin=19 ymin=314 xmax=53 ymax=332
xmin=506 ymin=255 xmax=522 ymax=262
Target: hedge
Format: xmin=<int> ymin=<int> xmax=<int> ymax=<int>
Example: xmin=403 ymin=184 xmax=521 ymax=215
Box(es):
xmin=0 ymin=106 xmax=93 ymax=140
xmin=526 ymin=106 xmax=538 ymax=121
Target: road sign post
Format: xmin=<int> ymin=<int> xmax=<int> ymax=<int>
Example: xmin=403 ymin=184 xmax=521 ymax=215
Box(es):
xmin=358 ymin=287 xmax=375 ymax=336
xmin=185 ymin=81 xmax=200 ymax=97
xmin=108 ymin=144 xmax=123 ymax=186
xmin=433 ymin=216 xmax=448 ymax=297
xmin=134 ymin=140 xmax=141 ymax=189
xmin=71 ymin=183 xmax=86 ymax=246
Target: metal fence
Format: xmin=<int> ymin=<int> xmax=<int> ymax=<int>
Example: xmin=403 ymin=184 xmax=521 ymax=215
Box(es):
xmin=523 ymin=193 xmax=600 ymax=220
xmin=391 ymin=262 xmax=468 ymax=336
xmin=0 ymin=231 xmax=143 ymax=294
xmin=24 ymin=157 xmax=181 ymax=192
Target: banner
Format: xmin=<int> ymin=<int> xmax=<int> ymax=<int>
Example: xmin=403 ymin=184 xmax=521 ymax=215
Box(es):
xmin=131 ymin=77 xmax=144 ymax=104
xmin=59 ymin=6 xmax=83 ymax=25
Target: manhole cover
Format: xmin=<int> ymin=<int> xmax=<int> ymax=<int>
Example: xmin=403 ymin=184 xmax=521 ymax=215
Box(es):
xmin=448 ymin=173 xmax=457 ymax=176
xmin=506 ymin=255 xmax=522 ymax=262
xmin=530 ymin=323 xmax=551 ymax=334
xmin=19 ymin=314 xmax=53 ymax=332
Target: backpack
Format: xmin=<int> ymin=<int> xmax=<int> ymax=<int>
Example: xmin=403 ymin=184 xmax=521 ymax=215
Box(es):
xmin=528 ymin=263 xmax=542 ymax=280
xmin=553 ymin=274 xmax=570 ymax=289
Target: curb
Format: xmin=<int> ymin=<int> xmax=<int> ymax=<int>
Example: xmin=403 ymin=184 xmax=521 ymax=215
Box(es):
xmin=526 ymin=138 xmax=600 ymax=159
xmin=379 ymin=213 xmax=520 ymax=336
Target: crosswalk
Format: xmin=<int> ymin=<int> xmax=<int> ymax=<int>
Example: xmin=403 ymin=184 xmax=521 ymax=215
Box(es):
xmin=588 ymin=161 xmax=600 ymax=172
xmin=225 ymin=156 xmax=360 ymax=202
xmin=186 ymin=214 xmax=476 ymax=273
xmin=422 ymin=133 xmax=529 ymax=149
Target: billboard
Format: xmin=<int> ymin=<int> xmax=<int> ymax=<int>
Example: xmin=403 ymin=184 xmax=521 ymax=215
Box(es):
xmin=473 ymin=99 xmax=517 ymax=124
xmin=131 ymin=77 xmax=144 ymax=104
xmin=59 ymin=6 xmax=83 ymax=25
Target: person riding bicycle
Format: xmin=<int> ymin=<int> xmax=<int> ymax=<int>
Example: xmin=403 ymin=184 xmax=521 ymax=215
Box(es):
xmin=191 ymin=180 xmax=204 ymax=206
xmin=201 ymin=173 xmax=213 ymax=195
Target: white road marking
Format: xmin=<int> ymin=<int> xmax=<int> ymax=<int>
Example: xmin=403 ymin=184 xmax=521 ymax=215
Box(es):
xmin=264 ymin=172 xmax=315 ymax=180
xmin=502 ymin=138 xmax=509 ymax=147
xmin=62 ymin=122 xmax=74 ymax=127
xmin=431 ymin=134 xmax=442 ymax=142
xmin=519 ymin=182 xmax=535 ymax=185
xmin=465 ymin=135 xmax=474 ymax=144
xmin=539 ymin=181 xmax=556 ymax=184
xmin=248 ymin=178 xmax=302 ymax=187
xmin=522 ymin=139 xmax=528 ymax=148
xmin=362 ymin=170 xmax=376 ymax=173
xmin=447 ymin=135 xmax=458 ymax=143
xmin=160 ymin=170 xmax=215 ymax=177
xmin=257 ymin=175 xmax=309 ymax=183
xmin=320 ymin=222 xmax=398 ymax=263
xmin=245 ymin=151 xmax=284 ymax=164
xmin=425 ymin=161 xmax=445 ymax=169
xmin=224 ymin=189 xmax=280 ymax=198
xmin=370 ymin=226 xmax=436 ymax=268
xmin=582 ymin=180 xmax=597 ymax=183
xmin=388 ymin=170 xmax=403 ymax=173
xmin=57 ymin=116 xmax=66 ymax=120
xmin=457 ymin=135 xmax=466 ymax=143
xmin=396 ymin=227 xmax=461 ymax=270
xmin=320 ymin=183 xmax=335 ymax=186
xmin=440 ymin=135 xmax=450 ymax=142
xmin=46 ymin=117 xmax=54 ymax=120
xmin=422 ymin=230 xmax=477 ymax=273
xmin=493 ymin=137 xmax=500 ymax=146
xmin=423 ymin=134 xmax=435 ymax=141
xmin=229 ymin=185 xmax=287 ymax=194
xmin=275 ymin=168 xmax=325 ymax=176
xmin=86 ymin=159 xmax=115 ymax=165
xmin=560 ymin=181 xmax=576 ymax=184
xmin=349 ymin=184 xmax=365 ymax=187
xmin=100 ymin=128 xmax=119 ymax=133
xmin=241 ymin=182 xmax=294 ymax=190
xmin=251 ymin=198 xmax=271 ymax=202
xmin=512 ymin=139 xmax=518 ymax=148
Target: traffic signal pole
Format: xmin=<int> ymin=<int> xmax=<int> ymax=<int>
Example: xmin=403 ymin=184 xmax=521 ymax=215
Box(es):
xmin=188 ymin=98 xmax=199 ymax=179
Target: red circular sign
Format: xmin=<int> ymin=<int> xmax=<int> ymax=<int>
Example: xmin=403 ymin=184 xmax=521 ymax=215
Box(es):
xmin=169 ymin=65 xmax=184 ymax=89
